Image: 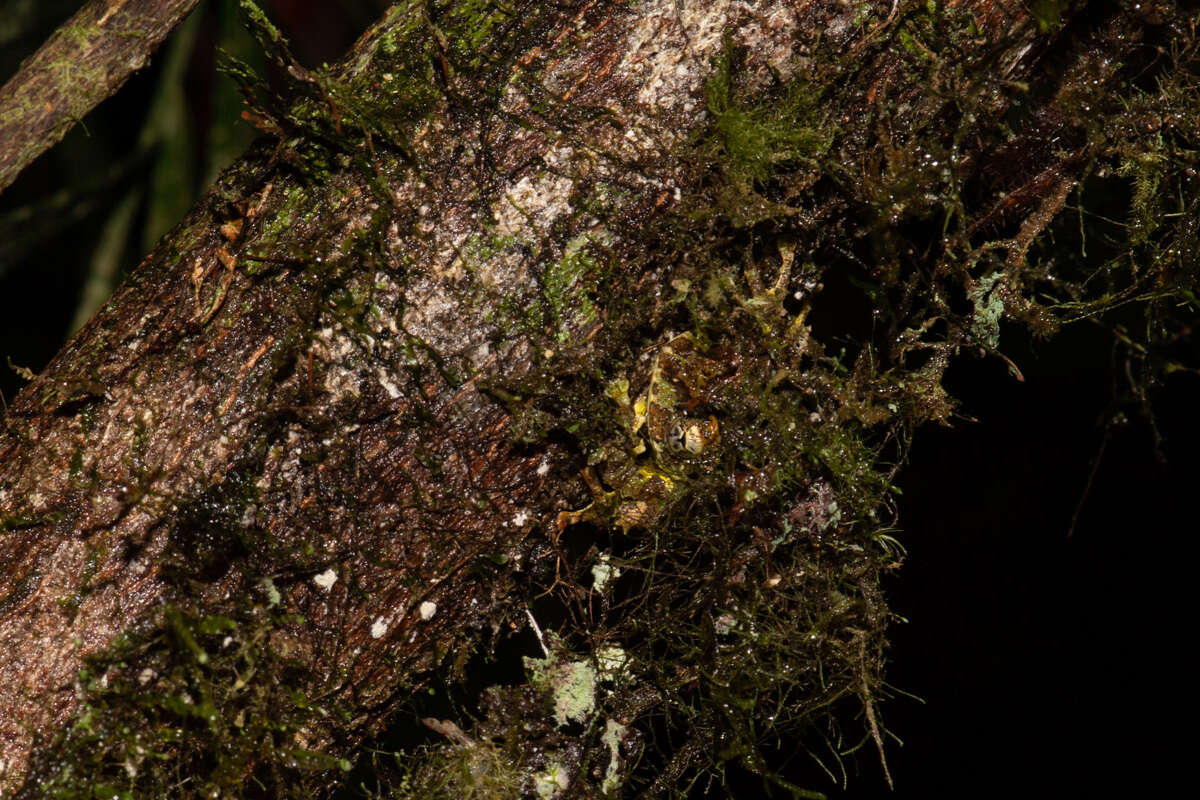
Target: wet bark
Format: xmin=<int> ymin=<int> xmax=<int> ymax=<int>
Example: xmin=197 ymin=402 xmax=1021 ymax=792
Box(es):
xmin=0 ymin=0 xmax=1187 ymax=796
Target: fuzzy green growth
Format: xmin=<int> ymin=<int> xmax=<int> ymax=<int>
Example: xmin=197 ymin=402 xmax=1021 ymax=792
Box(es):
xmin=706 ymin=40 xmax=833 ymax=188
xmin=20 ymin=602 xmax=351 ymax=799
xmin=524 ymin=651 xmax=597 ymax=728
xmin=28 ymin=2 xmax=1200 ymax=798
xmin=386 ymin=740 xmax=526 ymax=800
xmin=394 ymin=6 xmax=1200 ymax=796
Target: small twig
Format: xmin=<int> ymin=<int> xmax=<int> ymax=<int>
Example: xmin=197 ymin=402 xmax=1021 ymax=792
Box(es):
xmin=861 ymin=675 xmax=894 ymax=790
xmin=1068 ymin=426 xmax=1110 ymax=538
xmin=526 ymin=606 xmax=550 ymax=656
xmin=422 ymin=717 xmax=475 ymax=747
xmin=859 ymin=640 xmax=894 ymax=790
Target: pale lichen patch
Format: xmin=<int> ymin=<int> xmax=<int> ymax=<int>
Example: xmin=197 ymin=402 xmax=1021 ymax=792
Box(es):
xmin=375 ymin=367 xmax=403 ymax=399
xmin=595 ymin=646 xmax=628 ymax=683
xmin=312 ymin=325 xmax=363 ymax=401
xmin=313 ymin=568 xmax=338 ymax=591
xmin=591 ymin=553 xmax=620 ymax=592
xmin=534 ymin=758 xmax=572 ymax=799
xmin=493 ymin=172 xmax=575 ymax=237
xmin=622 ymin=0 xmax=734 ymax=112
xmin=525 ymin=652 xmax=597 ymax=728
xmin=601 ymin=719 xmax=627 ymax=795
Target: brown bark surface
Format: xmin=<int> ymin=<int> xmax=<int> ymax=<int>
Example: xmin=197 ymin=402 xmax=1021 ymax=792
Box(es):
xmin=0 ymin=1 xmax=793 ymax=787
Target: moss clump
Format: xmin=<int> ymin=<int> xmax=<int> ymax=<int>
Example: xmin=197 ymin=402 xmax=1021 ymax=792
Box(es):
xmin=704 ymin=39 xmax=834 ymax=212
xmin=217 ymin=0 xmax=579 ymax=187
xmin=390 ymin=740 xmax=525 ymax=800
xmin=19 ymin=599 xmax=351 ymax=800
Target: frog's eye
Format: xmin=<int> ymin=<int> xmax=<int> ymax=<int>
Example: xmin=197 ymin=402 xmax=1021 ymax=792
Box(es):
xmin=666 ymin=422 xmax=685 ymax=450
xmin=684 ymin=418 xmax=719 ymax=454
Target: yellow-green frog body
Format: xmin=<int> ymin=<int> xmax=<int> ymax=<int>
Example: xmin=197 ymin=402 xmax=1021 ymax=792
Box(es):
xmin=557 ymin=333 xmax=724 ymax=533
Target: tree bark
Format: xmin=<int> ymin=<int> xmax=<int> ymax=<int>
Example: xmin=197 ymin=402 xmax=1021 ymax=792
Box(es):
xmin=1 ymin=0 xmax=1194 ymax=796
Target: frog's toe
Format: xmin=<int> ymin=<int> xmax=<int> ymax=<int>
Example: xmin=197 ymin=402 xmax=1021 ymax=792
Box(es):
xmin=556 ymin=507 xmax=590 ymax=532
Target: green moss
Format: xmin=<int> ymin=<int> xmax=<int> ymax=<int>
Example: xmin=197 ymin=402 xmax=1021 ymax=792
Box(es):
xmin=68 ymin=446 xmax=85 ymax=481
xmin=423 ymin=8 xmax=1200 ymax=794
xmin=540 ymin=233 xmax=603 ymax=342
xmin=1029 ymin=0 xmax=1069 ymax=32
xmin=21 ymin=599 xmax=351 ymax=800
xmin=238 ymin=0 xmax=286 ymax=51
xmin=386 ymin=740 xmax=525 ymax=800
xmin=217 ymin=0 xmax=579 ymax=187
xmin=706 ymin=41 xmax=833 ymax=188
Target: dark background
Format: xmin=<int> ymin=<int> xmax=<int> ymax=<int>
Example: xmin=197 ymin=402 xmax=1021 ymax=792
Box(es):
xmin=871 ymin=326 xmax=1199 ymax=799
xmin=2 ymin=2 xmax=1196 ymax=797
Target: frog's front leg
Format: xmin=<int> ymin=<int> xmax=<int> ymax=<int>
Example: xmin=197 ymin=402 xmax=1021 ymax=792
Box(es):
xmin=767 ymin=240 xmax=815 ymax=343
xmin=556 ymin=464 xmax=676 ymax=534
xmin=776 ymin=240 xmax=816 ymax=349
xmin=555 ymin=467 xmax=610 ymax=532
xmin=742 ymin=239 xmax=796 ymax=317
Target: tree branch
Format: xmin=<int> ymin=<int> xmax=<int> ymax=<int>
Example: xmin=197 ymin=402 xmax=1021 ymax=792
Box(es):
xmin=0 ymin=0 xmax=201 ymax=194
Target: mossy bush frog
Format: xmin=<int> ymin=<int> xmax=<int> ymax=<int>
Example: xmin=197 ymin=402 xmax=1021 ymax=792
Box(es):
xmin=557 ymin=333 xmax=726 ymax=533
xmin=555 ymin=241 xmax=807 ymax=534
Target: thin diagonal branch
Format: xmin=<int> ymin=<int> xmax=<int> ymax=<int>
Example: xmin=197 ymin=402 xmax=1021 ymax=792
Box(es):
xmin=0 ymin=0 xmax=200 ymax=194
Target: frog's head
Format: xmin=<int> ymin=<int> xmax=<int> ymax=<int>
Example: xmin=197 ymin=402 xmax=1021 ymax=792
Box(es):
xmin=643 ymin=334 xmax=725 ymax=471
xmin=665 ymin=416 xmax=721 ymax=456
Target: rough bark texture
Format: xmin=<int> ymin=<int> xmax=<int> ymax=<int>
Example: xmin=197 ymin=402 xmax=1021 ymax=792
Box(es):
xmin=0 ymin=0 xmax=202 ymax=193
xmin=1 ymin=0 xmax=1196 ymax=797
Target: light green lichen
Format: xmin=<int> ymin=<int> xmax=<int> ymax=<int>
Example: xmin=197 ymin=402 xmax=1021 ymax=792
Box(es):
xmin=595 ymin=646 xmax=628 ymax=683
xmin=969 ymin=271 xmax=1005 ymax=349
xmin=523 ymin=652 xmax=596 ymax=728
xmin=532 ymin=757 xmax=571 ymax=799
xmin=600 ymin=719 xmax=626 ymax=796
xmin=590 ymin=553 xmax=620 ymax=592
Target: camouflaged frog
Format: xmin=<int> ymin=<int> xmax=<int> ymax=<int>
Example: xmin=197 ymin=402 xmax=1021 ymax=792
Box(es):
xmin=555 ymin=241 xmax=807 ymax=534
xmin=557 ymin=333 xmax=726 ymax=533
